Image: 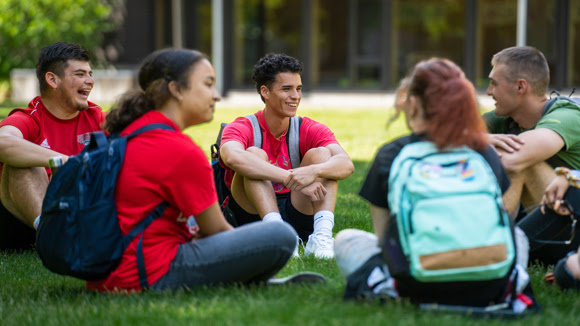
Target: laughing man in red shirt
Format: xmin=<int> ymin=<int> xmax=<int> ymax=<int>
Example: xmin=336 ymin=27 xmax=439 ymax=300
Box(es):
xmin=0 ymin=42 xmax=105 ymax=250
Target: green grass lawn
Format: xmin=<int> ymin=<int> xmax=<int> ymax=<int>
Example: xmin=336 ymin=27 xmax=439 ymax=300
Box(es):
xmin=1 ymin=105 xmax=580 ymax=325
xmin=0 ymin=107 xmax=13 ymax=119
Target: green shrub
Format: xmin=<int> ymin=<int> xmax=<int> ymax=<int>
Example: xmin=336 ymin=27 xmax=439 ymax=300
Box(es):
xmin=0 ymin=0 xmax=122 ymax=80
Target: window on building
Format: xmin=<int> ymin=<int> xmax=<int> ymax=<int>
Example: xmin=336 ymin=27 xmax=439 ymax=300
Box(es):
xmin=476 ymin=0 xmax=517 ymax=89
xmin=392 ymin=0 xmax=465 ymax=86
xmin=184 ymin=0 xmax=213 ymax=57
xmin=231 ymin=0 xmax=302 ymax=88
xmin=526 ymin=0 xmax=556 ymax=90
xmin=312 ymin=0 xmax=349 ymax=88
xmin=569 ymin=1 xmax=580 ymax=87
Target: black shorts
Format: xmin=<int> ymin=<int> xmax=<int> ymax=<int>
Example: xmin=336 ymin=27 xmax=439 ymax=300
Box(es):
xmin=0 ymin=201 xmax=36 ymax=251
xmin=517 ymin=186 xmax=580 ymax=265
xmin=225 ymin=193 xmax=314 ymax=241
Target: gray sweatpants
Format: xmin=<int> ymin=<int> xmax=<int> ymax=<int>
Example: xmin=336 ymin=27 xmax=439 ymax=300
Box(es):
xmin=151 ymin=221 xmax=297 ymax=291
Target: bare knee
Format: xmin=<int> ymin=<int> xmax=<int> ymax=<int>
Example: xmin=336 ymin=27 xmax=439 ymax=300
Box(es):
xmin=516 ymin=161 xmax=556 ymax=207
xmin=246 ymin=146 xmax=269 ymax=161
xmin=0 ymin=165 xmax=48 ymax=222
xmin=302 ymin=147 xmax=331 ymax=166
xmin=567 ymin=253 xmax=580 ymax=279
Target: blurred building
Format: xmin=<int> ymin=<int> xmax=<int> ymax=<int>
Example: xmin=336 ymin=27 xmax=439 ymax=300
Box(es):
xmin=112 ymin=0 xmax=580 ymax=95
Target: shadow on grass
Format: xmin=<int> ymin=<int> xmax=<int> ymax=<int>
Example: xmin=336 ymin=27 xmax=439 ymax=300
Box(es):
xmin=335 ymin=160 xmax=374 ymax=232
xmin=338 ymin=160 xmax=370 ymax=196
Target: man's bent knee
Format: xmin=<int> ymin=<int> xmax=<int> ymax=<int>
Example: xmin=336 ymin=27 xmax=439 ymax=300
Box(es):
xmin=302 ymin=147 xmax=331 ymax=165
xmin=503 ymin=161 xmax=556 ymax=213
xmin=521 ymin=161 xmax=557 ymax=207
xmin=0 ymin=165 xmax=48 ymax=225
xmin=246 ymin=146 xmax=269 ymax=161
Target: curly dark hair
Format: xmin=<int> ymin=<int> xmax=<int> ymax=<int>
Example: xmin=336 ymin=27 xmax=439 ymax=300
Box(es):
xmin=252 ymin=53 xmax=303 ymax=103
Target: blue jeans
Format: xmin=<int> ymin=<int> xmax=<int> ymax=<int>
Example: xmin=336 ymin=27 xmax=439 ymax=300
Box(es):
xmin=151 ymin=221 xmax=297 ymax=291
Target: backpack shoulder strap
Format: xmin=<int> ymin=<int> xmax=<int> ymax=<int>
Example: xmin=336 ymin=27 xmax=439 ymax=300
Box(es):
xmin=130 ymin=201 xmax=169 ymax=290
xmin=243 ymin=114 xmax=301 ymax=168
xmin=245 ymin=114 xmax=262 ymax=148
xmin=542 ymin=96 xmax=562 ymax=116
xmin=87 ymin=131 xmax=110 ymax=150
xmin=542 ymin=95 xmax=580 ymax=116
xmin=127 ymin=123 xmax=176 ymax=139
xmin=287 ymin=116 xmax=302 ymax=169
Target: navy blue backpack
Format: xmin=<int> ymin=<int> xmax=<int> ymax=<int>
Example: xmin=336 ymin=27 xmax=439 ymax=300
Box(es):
xmin=36 ymin=123 xmax=174 ymax=286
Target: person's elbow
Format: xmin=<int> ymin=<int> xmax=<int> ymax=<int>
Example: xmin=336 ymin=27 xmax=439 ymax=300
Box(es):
xmin=334 ymin=155 xmax=355 ymax=180
xmin=344 ymin=160 xmax=355 ymax=178
xmin=221 ymin=150 xmax=245 ymax=171
xmin=500 ymin=154 xmax=532 ymax=174
xmin=0 ymin=132 xmax=15 ymax=160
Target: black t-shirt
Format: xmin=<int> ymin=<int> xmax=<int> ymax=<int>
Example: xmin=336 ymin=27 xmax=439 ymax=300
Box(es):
xmin=359 ymin=134 xmax=511 ymax=209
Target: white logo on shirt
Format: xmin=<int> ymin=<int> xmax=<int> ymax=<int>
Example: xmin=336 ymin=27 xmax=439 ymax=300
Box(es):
xmin=77 ymin=133 xmax=91 ymax=146
xmin=40 ymin=139 xmax=50 ymax=149
xmin=176 ymin=212 xmax=187 ymax=222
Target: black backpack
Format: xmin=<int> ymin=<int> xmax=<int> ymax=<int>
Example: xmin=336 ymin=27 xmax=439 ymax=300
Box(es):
xmin=37 ymin=123 xmax=174 ymax=288
xmin=543 ymin=89 xmax=580 ymax=110
xmin=502 ymin=90 xmax=580 ymax=135
xmin=210 ymin=114 xmax=302 ymax=210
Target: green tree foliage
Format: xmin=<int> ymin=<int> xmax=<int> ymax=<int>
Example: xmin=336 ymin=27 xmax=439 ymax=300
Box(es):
xmin=0 ymin=0 xmax=122 ymax=80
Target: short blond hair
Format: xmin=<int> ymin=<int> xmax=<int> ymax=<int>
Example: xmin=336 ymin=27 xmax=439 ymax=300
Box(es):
xmin=491 ymin=46 xmax=549 ymax=97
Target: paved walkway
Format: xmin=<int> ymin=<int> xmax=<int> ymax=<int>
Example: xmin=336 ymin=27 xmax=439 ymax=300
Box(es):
xmin=11 ymin=68 xmax=496 ymax=109
xmin=221 ymin=90 xmax=495 ymax=110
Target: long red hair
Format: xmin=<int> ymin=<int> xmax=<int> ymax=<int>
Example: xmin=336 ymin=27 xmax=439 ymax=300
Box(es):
xmin=408 ymin=58 xmax=488 ymax=151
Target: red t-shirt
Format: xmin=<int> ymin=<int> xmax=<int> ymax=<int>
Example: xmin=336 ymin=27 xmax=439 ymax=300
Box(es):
xmin=86 ymin=111 xmax=217 ymax=292
xmin=220 ymin=110 xmax=338 ymax=194
xmin=0 ymin=96 xmax=105 ymax=180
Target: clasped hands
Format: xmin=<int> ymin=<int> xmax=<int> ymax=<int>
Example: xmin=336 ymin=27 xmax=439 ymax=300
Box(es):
xmin=283 ymin=165 xmax=327 ymax=202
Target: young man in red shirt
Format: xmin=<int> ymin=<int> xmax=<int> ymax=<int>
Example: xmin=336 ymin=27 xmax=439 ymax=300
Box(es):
xmin=0 ymin=42 xmax=105 ymax=250
xmin=219 ymin=53 xmax=354 ymax=259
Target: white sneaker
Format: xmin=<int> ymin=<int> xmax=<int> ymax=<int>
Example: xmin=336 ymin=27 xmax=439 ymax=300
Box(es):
xmin=292 ymin=236 xmax=302 ymax=258
xmin=304 ymin=232 xmax=334 ymax=259
xmin=334 ymin=229 xmax=381 ymax=277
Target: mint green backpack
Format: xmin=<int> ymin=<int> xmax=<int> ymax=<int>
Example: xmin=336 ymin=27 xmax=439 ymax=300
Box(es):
xmin=386 ymin=141 xmax=515 ymax=283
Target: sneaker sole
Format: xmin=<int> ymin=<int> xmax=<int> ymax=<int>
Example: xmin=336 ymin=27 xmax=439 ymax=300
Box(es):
xmin=267 ymin=272 xmax=327 ymax=286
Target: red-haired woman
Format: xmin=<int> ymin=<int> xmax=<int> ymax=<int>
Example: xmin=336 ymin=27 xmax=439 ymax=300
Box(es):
xmin=334 ymin=58 xmax=531 ymax=308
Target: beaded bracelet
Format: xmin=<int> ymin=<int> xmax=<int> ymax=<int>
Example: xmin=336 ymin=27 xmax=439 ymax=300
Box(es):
xmin=555 ymin=167 xmax=580 ymax=188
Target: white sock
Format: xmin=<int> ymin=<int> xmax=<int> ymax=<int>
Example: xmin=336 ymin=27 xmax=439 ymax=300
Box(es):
xmin=263 ymin=212 xmax=283 ymax=223
xmin=33 ymin=215 xmax=41 ymax=230
xmin=313 ymin=210 xmax=334 ymax=235
xmin=514 ymin=226 xmax=529 ymax=269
